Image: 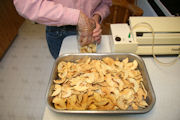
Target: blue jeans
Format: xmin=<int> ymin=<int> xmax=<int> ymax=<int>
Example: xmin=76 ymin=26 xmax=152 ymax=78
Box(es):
xmin=46 ymin=25 xmax=77 ymax=59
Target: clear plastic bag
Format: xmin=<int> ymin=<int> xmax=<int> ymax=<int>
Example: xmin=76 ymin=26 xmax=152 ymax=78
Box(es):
xmin=77 ymin=19 xmax=97 ymax=53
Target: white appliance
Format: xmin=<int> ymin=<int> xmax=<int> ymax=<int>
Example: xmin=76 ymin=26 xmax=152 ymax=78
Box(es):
xmin=110 ymin=17 xmax=180 ymax=55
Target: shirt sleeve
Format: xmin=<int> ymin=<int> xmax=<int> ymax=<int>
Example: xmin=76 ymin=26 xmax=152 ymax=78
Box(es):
xmin=13 ymin=0 xmax=80 ymax=26
xmin=93 ymin=0 xmax=112 ymax=23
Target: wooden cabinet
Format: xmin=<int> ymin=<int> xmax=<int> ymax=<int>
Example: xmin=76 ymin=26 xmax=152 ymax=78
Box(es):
xmin=101 ymin=0 xmax=143 ymax=34
xmin=0 ymin=0 xmax=24 ymax=59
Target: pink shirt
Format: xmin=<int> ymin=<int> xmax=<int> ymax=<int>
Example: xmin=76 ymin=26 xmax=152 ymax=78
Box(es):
xmin=13 ymin=0 xmax=112 ymax=26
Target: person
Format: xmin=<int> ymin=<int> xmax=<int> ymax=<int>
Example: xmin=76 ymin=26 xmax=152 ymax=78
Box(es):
xmin=13 ymin=0 xmax=112 ymax=59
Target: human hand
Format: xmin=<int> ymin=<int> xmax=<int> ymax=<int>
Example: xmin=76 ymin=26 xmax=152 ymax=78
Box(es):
xmin=92 ymin=14 xmax=102 ymax=44
xmin=78 ymin=11 xmax=96 ymax=46
xmin=78 ymin=11 xmax=91 ymax=30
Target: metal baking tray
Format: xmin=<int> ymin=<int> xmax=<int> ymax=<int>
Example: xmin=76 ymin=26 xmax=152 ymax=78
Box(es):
xmin=46 ymin=53 xmax=156 ymax=114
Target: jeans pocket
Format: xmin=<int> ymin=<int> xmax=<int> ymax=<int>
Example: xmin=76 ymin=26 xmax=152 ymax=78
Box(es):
xmin=46 ymin=26 xmax=64 ymax=38
xmin=46 ymin=30 xmax=63 ymax=39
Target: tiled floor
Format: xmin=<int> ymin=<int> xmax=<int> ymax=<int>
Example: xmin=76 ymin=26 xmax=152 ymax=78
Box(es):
xmin=0 ymin=20 xmax=54 ymax=120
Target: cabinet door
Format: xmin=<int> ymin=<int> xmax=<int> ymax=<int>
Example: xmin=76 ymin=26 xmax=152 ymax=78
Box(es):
xmin=0 ymin=0 xmax=24 ymax=59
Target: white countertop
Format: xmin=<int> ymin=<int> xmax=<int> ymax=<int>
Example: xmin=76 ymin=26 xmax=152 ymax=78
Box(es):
xmin=43 ymin=35 xmax=180 ymax=120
